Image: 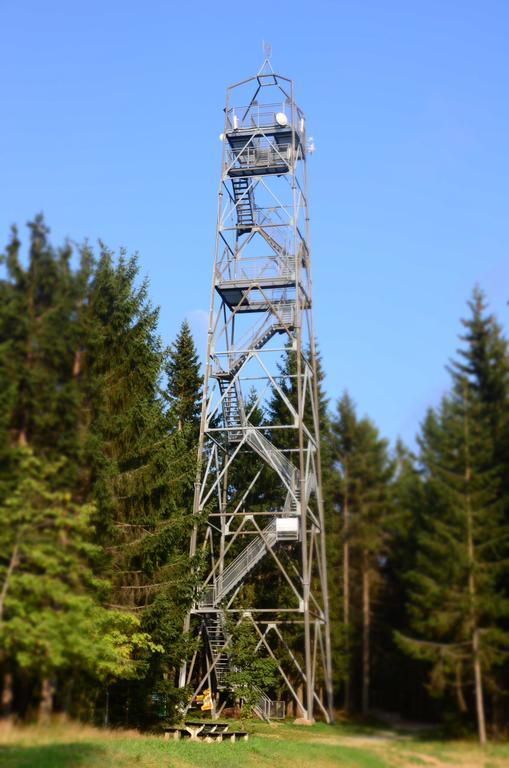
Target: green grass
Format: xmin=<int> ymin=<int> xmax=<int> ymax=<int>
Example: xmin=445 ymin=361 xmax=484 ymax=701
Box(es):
xmin=1 ymin=718 xmax=508 ymax=768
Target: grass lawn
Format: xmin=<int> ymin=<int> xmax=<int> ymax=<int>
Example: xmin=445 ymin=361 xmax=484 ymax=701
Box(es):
xmin=0 ymin=718 xmax=508 ymax=768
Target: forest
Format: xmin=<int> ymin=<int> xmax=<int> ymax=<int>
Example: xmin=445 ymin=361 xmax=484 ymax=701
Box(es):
xmin=1 ymin=216 xmax=508 ymax=744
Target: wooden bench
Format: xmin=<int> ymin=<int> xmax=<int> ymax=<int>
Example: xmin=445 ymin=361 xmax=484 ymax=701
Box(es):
xmin=163 ymin=727 xmax=192 ymax=741
xmin=202 ymin=731 xmax=224 ymax=742
xmin=164 ymin=721 xmax=249 ymax=743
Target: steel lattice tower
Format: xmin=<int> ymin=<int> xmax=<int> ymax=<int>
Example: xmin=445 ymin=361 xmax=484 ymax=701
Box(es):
xmin=180 ymin=59 xmax=333 ymax=723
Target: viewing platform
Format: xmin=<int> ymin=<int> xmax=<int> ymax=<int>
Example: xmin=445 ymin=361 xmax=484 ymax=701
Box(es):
xmin=224 ymin=103 xmax=304 ymax=177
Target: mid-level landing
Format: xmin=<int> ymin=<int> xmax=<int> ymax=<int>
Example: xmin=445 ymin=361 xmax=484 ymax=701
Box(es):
xmin=216 ymin=276 xmax=295 ymax=304
xmin=215 ymin=286 xmax=309 ymax=314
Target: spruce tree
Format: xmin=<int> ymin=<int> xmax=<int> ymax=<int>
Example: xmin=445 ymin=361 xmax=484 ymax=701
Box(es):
xmin=452 ymin=287 xmax=509 ymax=444
xmin=164 ymin=319 xmax=202 ymax=437
xmin=80 ymin=247 xmax=196 ymax=723
xmin=0 ymin=217 xmax=88 ymax=491
xmin=401 ymin=389 xmax=508 ymax=743
xmin=380 ymin=440 xmax=430 ymax=717
xmin=329 ymin=392 xmax=358 ymax=708
xmin=330 ymin=397 xmax=394 ymax=714
xmin=0 ymin=222 xmax=197 ymax=723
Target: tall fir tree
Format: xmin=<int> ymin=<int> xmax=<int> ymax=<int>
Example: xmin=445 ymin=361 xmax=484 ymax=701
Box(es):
xmin=399 ymin=387 xmax=508 ymax=743
xmin=330 ymin=396 xmax=395 ymax=714
xmin=329 ymin=392 xmax=357 ymax=708
xmin=164 ymin=319 xmax=202 ymax=438
xmin=79 ymin=247 xmax=196 ymax=723
xmin=397 ymin=290 xmax=509 ymax=742
xmin=379 ymin=440 xmax=432 ymax=718
xmin=0 ymin=216 xmax=90 ymax=493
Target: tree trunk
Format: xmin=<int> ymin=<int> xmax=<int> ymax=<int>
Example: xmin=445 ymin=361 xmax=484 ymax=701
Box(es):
xmin=38 ymin=678 xmax=54 ymax=723
xmin=343 ymin=489 xmax=350 ymax=711
xmin=1 ymin=672 xmax=13 ymax=718
xmin=463 ymin=392 xmax=486 ymax=745
xmin=362 ymin=548 xmax=370 ymax=717
xmin=0 ymin=536 xmax=20 ymax=622
xmin=72 ymin=348 xmax=82 ymax=378
xmin=455 ymin=663 xmax=467 ymax=713
xmin=104 ymin=688 xmax=110 ymax=728
xmin=473 ymin=629 xmax=486 ymax=745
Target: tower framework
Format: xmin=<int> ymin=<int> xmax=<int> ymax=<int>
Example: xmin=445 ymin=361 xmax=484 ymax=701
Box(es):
xmin=181 ymin=60 xmax=333 ymax=722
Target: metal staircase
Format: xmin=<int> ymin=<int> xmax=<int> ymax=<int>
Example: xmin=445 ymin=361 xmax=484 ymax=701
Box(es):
xmin=257 ymin=225 xmax=283 ymax=256
xmin=204 ymin=613 xmax=230 ymax=686
xmin=232 ymin=177 xmax=255 ymax=235
xmin=217 ymin=366 xmax=299 ymax=497
xmin=218 ymin=322 xmax=287 ymax=381
xmin=245 ymin=427 xmax=299 ymax=500
xmin=253 ymin=686 xmax=285 ymax=721
xmin=217 ymin=379 xmax=244 ymax=442
xmin=199 ymin=519 xmax=278 ymax=609
xmin=203 ymin=613 xmax=285 ymax=720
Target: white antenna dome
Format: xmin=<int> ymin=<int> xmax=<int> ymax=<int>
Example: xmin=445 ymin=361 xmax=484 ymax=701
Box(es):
xmin=275 ymin=112 xmax=288 ymax=127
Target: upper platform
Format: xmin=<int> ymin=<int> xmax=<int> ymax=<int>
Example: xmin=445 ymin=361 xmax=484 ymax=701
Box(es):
xmin=222 ymin=64 xmax=306 ymax=178
xmin=225 ymin=120 xmax=302 ymax=177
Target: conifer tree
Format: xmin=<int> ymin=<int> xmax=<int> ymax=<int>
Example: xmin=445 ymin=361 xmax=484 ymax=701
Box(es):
xmin=399 ymin=386 xmax=508 ymax=743
xmin=329 ymin=392 xmax=357 ymax=708
xmin=351 ymin=419 xmax=394 ymax=715
xmin=0 ymin=217 xmax=89 ymax=492
xmin=79 ymin=247 xmax=196 ymax=722
xmin=164 ymin=319 xmax=202 ymax=437
xmin=330 ymin=397 xmax=394 ymax=714
xmin=400 ymin=289 xmax=509 ymax=740
xmin=379 ymin=440 xmax=429 ymax=716
xmin=453 ymin=287 xmax=509 ymax=444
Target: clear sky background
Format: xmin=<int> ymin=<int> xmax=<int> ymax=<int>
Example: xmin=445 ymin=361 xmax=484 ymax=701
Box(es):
xmin=2 ymin=0 xmax=508 ymax=448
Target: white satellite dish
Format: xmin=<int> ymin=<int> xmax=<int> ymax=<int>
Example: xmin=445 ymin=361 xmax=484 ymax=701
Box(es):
xmin=219 ymin=133 xmax=225 ymax=142
xmin=275 ymin=112 xmax=288 ymax=127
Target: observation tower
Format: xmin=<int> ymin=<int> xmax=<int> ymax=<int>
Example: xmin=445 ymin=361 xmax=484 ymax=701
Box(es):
xmin=180 ymin=57 xmax=333 ymax=723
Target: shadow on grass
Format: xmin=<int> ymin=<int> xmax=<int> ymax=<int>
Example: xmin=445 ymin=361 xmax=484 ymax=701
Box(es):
xmin=0 ymin=742 xmax=105 ymax=768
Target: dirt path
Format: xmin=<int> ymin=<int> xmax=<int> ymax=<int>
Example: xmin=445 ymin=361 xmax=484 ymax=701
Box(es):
xmin=294 ymin=729 xmax=503 ymax=768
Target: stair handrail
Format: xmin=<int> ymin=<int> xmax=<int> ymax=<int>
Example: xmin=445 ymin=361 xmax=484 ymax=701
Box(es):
xmin=252 ymin=685 xmax=273 ymax=721
xmin=215 ymin=519 xmax=277 ymax=604
xmin=216 ymin=303 xmax=295 ymax=377
xmin=256 ymin=209 xmax=287 ymax=253
xmin=245 ymin=427 xmax=299 ymax=495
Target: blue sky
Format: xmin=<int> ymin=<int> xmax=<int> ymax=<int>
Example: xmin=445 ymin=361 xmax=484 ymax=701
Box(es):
xmin=2 ymin=0 xmax=508 ymax=447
